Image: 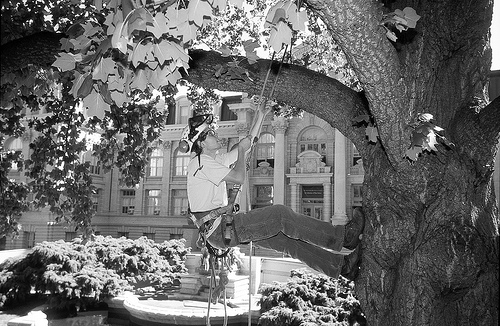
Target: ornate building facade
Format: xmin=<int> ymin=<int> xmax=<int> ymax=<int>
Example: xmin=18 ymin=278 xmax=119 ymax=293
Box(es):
xmin=3 ymin=85 xmax=499 ymax=253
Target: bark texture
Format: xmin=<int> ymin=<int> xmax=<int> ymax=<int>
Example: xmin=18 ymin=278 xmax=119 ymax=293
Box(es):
xmin=1 ymin=0 xmax=499 ymax=325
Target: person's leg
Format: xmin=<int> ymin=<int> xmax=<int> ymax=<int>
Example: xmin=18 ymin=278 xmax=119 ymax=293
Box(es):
xmin=233 ymin=205 xmax=344 ymax=252
xmin=253 ymin=232 xmax=344 ymax=278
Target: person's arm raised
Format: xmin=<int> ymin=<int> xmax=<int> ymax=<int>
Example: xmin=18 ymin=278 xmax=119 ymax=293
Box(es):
xmin=223 ymin=136 xmax=252 ymax=184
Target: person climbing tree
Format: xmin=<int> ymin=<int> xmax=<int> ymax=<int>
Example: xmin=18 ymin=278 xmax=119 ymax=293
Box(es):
xmin=185 ymin=104 xmax=364 ymax=279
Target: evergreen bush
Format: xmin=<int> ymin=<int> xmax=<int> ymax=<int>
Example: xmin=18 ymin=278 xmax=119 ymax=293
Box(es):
xmin=0 ymin=235 xmax=190 ymax=312
xmin=259 ymin=269 xmax=366 ymax=326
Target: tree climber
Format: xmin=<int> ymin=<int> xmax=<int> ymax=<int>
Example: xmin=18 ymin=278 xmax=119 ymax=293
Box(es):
xmin=183 ymin=104 xmax=364 ymax=279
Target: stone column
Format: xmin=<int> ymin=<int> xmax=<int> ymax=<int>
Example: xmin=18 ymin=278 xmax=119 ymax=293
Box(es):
xmin=290 ymin=183 xmax=298 ymax=212
xmin=323 ymin=182 xmax=332 ymax=222
xmin=333 ymin=129 xmax=347 ymax=224
xmin=272 ymin=117 xmax=288 ymax=205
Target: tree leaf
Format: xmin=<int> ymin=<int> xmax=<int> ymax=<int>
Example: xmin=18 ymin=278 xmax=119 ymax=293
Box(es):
xmin=130 ymin=68 xmax=150 ymax=91
xmin=131 ymin=42 xmax=152 ymax=68
xmin=147 ymin=12 xmax=168 ymax=38
xmin=405 ymin=146 xmax=422 ymax=161
xmin=403 ymin=7 xmax=421 ymax=28
xmin=176 ymin=20 xmax=199 ymax=43
xmin=107 ymin=73 xmax=126 ymax=92
xmin=83 ymin=89 xmax=110 ymax=119
xmin=268 ymin=21 xmax=292 ymax=53
xmin=59 ymin=38 xmax=74 ymax=52
xmin=288 ymin=7 xmax=307 ymax=31
xmin=52 ymin=52 xmax=80 ymax=72
xmin=77 ymin=73 xmax=94 ymax=98
xmin=188 ymin=0 xmax=213 ymax=27
xmin=365 ymin=125 xmax=378 ymax=143
xmin=93 ymin=57 xmax=116 ymax=82
xmin=110 ymin=89 xmax=128 ymax=107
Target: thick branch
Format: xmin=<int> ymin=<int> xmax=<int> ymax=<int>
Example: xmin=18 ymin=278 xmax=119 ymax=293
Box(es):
xmin=185 ymin=50 xmax=369 ymax=146
xmin=0 ymin=31 xmax=64 ymax=76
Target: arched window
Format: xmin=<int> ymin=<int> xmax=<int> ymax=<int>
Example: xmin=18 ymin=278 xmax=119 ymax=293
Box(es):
xmin=298 ymin=127 xmax=327 ymax=163
xmin=255 ymin=132 xmax=275 ymax=168
xmin=174 ymin=148 xmax=190 ymax=176
xmin=147 ymin=148 xmax=164 ymax=177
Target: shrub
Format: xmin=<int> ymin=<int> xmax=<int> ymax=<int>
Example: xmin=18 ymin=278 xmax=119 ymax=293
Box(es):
xmin=0 ymin=235 xmax=190 ymax=311
xmin=258 ymin=269 xmax=366 ymax=326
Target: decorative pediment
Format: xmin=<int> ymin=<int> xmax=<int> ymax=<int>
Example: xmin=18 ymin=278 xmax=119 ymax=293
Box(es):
xmin=290 ymin=150 xmax=331 ymax=174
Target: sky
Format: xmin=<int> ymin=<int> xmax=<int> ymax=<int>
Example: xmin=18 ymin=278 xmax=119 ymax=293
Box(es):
xmin=491 ymin=0 xmax=500 ymax=71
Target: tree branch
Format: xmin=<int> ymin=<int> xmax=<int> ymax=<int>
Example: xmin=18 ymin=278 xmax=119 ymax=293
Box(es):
xmin=0 ymin=31 xmax=64 ymax=76
xmin=184 ymin=50 xmax=369 ymax=146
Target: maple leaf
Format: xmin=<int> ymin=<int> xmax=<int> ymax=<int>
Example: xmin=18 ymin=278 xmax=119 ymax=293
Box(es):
xmin=131 ymin=42 xmax=152 ymax=68
xmin=83 ymin=89 xmax=110 ymax=119
xmin=107 ymin=74 xmax=126 ymax=92
xmin=77 ymin=73 xmax=94 ymax=98
xmin=130 ymin=68 xmax=151 ymax=91
xmin=59 ymin=38 xmax=74 ymax=52
xmin=147 ymin=12 xmax=169 ymax=38
xmin=365 ymin=125 xmax=379 ymax=143
xmin=243 ymin=40 xmax=260 ymax=63
xmin=92 ymin=57 xmax=116 ymax=82
xmin=166 ymin=7 xmax=188 ymax=29
xmin=53 ymin=53 xmax=80 ymax=72
xmin=288 ymin=7 xmax=307 ymax=31
xmin=403 ymin=7 xmax=421 ymax=28
xmin=70 ymin=35 xmax=92 ymax=51
xmin=154 ymin=40 xmax=174 ymax=66
xmin=268 ymin=21 xmax=292 ymax=53
xmin=405 ymin=146 xmax=422 ymax=161
xmin=188 ymin=0 xmax=213 ymax=28
xmin=110 ymin=89 xmax=128 ymax=107
xmin=176 ymin=20 xmax=199 ymax=43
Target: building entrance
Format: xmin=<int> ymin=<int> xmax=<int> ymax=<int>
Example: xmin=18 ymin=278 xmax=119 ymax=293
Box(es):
xmin=301 ymin=185 xmax=323 ymax=219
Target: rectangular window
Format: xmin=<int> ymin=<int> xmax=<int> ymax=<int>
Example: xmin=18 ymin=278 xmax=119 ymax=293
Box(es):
xmin=171 ymin=189 xmax=188 ymax=215
xmin=92 ymin=189 xmax=100 ymax=213
xmin=179 ymin=104 xmax=190 ymax=124
xmin=352 ymin=184 xmax=363 ymax=206
xmin=352 ymin=145 xmax=361 ymax=166
xmin=148 ymin=148 xmax=163 ymax=177
xmin=65 ymin=232 xmax=77 ymax=242
xmin=174 ymin=153 xmax=190 ymax=176
xmin=146 ymin=190 xmax=161 ymax=215
xmin=219 ymin=96 xmax=239 ymax=121
xmin=23 ymin=231 xmax=35 ymax=249
xmin=117 ymin=231 xmax=129 ymax=239
xmin=121 ymin=190 xmax=136 ymax=214
xmin=166 ymin=103 xmax=176 ymax=125
xmin=253 ymin=185 xmax=274 ymax=209
xmin=89 ymin=156 xmax=101 ymax=175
